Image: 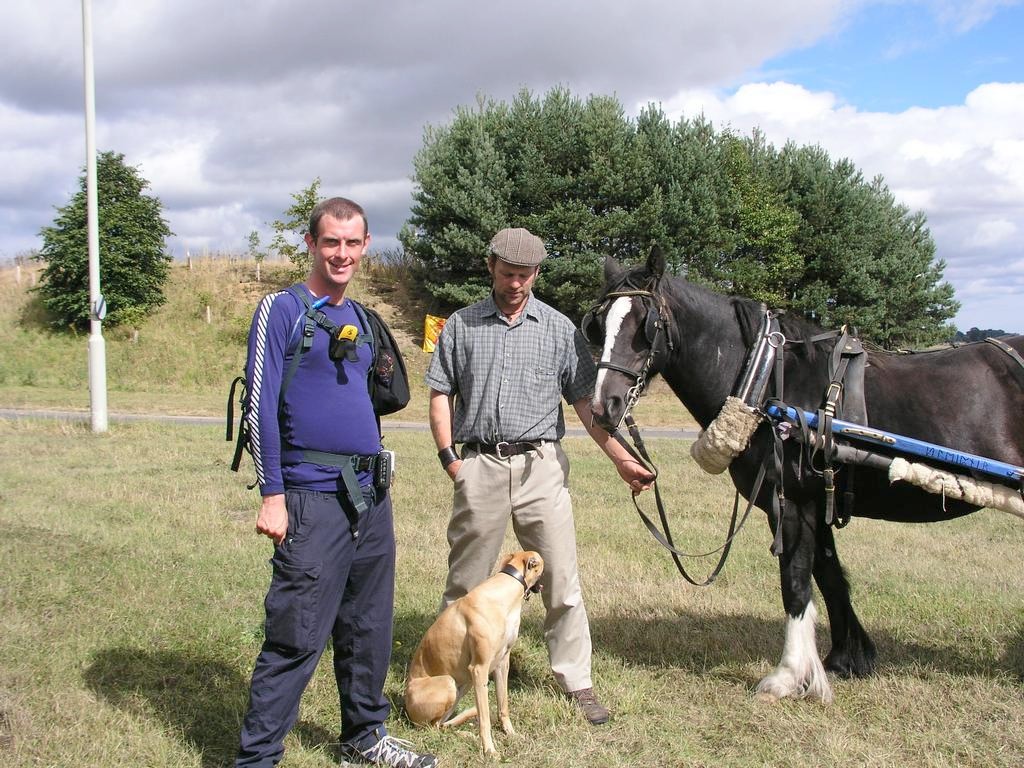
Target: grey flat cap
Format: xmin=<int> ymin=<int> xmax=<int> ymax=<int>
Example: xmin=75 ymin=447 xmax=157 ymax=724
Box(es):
xmin=489 ymin=227 xmax=547 ymax=266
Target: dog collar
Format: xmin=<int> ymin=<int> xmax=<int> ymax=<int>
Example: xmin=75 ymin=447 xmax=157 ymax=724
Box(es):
xmin=500 ymin=564 xmax=541 ymax=598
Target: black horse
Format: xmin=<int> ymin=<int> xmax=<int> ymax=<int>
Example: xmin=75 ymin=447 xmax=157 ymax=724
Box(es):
xmin=586 ymin=248 xmax=1024 ymax=703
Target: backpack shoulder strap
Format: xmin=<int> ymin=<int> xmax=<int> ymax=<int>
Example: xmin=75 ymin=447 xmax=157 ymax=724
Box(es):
xmin=281 ymin=285 xmax=313 ymax=406
xmin=349 ymin=299 xmax=376 ymax=353
xmin=281 ymin=284 xmax=334 ymax=404
xmin=226 ymin=374 xmax=248 ymax=471
xmin=349 ymin=299 xmax=384 ymax=435
xmin=284 ymin=284 xmax=315 ymax=350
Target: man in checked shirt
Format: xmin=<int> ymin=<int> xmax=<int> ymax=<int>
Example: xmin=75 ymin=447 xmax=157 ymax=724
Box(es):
xmin=425 ymin=227 xmax=655 ymax=725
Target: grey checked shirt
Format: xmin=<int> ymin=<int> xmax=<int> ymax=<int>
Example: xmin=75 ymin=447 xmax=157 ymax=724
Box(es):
xmin=425 ymin=293 xmax=597 ymax=444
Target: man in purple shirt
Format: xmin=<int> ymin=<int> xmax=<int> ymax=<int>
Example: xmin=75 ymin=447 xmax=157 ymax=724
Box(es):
xmin=235 ymin=197 xmax=435 ymax=768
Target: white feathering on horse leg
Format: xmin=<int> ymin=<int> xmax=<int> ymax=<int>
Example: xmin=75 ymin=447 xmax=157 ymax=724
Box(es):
xmin=755 ymin=601 xmax=833 ymax=704
xmin=888 ymin=458 xmax=1024 ymax=519
xmin=690 ymin=396 xmax=763 ymax=474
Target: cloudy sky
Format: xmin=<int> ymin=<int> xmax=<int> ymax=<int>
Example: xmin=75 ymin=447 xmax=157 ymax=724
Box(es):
xmin=2 ymin=0 xmax=1022 ymax=332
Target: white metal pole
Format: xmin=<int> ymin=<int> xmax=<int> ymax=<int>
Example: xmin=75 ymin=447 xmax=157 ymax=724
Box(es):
xmin=82 ymin=0 xmax=108 ymax=432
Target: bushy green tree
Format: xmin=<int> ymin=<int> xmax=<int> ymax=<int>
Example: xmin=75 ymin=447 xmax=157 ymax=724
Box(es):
xmin=777 ymin=144 xmax=959 ymax=343
xmin=399 ymin=97 xmax=512 ymax=306
xmin=36 ymin=151 xmax=173 ymax=329
xmin=715 ymin=132 xmax=803 ymax=307
xmin=403 ymin=87 xmax=959 ymax=346
xmin=270 ymin=177 xmax=323 ymax=274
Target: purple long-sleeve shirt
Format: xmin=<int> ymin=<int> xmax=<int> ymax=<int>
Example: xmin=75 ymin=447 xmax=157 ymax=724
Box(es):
xmin=244 ymin=286 xmax=381 ymax=496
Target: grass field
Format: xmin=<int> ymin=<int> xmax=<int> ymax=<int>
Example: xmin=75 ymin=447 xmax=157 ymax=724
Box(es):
xmin=1 ymin=419 xmax=1022 ymax=767
xmin=1 ymin=260 xmax=1022 ymax=767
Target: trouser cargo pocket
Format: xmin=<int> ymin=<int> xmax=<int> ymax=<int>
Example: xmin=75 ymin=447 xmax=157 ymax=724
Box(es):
xmin=263 ymin=557 xmax=322 ymax=652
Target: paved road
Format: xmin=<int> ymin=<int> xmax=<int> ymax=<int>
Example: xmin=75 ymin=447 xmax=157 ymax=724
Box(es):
xmin=0 ymin=407 xmax=699 ymax=439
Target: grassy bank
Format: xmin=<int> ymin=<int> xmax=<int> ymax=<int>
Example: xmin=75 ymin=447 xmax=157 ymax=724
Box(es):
xmin=1 ymin=417 xmax=1022 ymax=767
xmin=0 ymin=259 xmax=694 ymax=428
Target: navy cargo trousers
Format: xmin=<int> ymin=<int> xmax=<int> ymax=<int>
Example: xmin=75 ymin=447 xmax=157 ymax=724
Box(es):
xmin=236 ymin=484 xmax=396 ymax=767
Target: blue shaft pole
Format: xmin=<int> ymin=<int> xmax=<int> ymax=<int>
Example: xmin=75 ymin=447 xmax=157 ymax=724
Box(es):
xmin=764 ymin=404 xmax=1024 ymax=484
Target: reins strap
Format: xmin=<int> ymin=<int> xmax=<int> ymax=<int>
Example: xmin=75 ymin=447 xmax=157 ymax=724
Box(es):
xmin=637 ymin=462 xmax=767 ymax=586
xmin=618 ymin=414 xmax=760 ymax=587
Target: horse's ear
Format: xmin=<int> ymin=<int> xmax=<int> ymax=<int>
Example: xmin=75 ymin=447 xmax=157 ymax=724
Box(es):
xmin=603 ymin=256 xmax=624 ymax=284
xmin=647 ymin=246 xmax=666 ymax=280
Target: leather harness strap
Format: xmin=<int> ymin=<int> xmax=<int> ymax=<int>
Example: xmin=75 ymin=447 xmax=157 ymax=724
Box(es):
xmin=614 ymin=414 xmax=764 ymax=587
xmin=984 ymin=336 xmax=1024 ymax=371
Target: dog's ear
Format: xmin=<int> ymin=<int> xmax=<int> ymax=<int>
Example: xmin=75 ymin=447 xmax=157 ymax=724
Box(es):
xmin=527 ymin=556 xmax=541 ymax=571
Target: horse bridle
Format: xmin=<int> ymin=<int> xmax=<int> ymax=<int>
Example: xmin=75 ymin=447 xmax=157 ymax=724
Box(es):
xmin=583 ymin=287 xmax=675 ymax=423
xmin=585 ymin=286 xmax=746 ymax=586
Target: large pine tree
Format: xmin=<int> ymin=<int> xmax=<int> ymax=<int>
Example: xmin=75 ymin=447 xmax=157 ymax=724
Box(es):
xmin=402 ymin=87 xmax=960 ymax=347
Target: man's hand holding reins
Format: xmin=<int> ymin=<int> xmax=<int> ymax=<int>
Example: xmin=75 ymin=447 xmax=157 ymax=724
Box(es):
xmin=573 ymin=398 xmax=655 ymax=494
xmin=615 ymin=457 xmax=655 ymax=494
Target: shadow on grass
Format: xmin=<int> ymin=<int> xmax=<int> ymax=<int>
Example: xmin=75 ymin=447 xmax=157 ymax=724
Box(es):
xmin=591 ymin=609 xmax=1024 ymax=686
xmin=16 ymin=292 xmax=59 ymax=333
xmin=1002 ymin=624 xmax=1024 ymax=682
xmin=83 ymin=647 xmax=336 ymax=768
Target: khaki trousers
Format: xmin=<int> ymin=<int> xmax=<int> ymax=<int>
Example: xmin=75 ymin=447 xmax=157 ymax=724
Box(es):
xmin=441 ymin=441 xmax=593 ymax=693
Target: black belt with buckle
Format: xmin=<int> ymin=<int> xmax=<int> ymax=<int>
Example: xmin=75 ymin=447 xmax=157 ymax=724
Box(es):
xmin=465 ymin=441 xmax=542 ymax=459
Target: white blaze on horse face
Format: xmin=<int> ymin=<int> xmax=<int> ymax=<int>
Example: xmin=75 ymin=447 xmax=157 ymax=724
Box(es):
xmin=592 ymin=296 xmax=634 ymax=411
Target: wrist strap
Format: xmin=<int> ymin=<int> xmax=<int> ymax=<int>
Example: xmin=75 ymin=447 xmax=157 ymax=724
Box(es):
xmin=438 ymin=446 xmax=459 ymax=469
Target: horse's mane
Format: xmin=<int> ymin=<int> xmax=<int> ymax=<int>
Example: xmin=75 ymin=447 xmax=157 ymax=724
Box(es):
xmin=730 ymin=296 xmax=830 ymax=362
xmin=606 ymin=263 xmax=658 ymax=295
xmin=610 ymin=262 xmax=832 ymax=365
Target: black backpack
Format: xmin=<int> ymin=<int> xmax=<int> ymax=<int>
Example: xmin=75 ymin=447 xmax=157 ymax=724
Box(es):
xmin=227 ymin=285 xmax=410 ymax=474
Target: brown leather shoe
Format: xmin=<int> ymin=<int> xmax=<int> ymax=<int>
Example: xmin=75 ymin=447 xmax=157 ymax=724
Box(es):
xmin=567 ymin=687 xmax=610 ymax=725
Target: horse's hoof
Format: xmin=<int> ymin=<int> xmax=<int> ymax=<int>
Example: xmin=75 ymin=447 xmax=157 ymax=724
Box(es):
xmin=825 ymin=651 xmax=876 ymax=679
xmin=755 ymin=675 xmax=792 ymax=701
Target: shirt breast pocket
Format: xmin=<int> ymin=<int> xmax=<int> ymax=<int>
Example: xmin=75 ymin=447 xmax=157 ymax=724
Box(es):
xmin=533 ymin=367 xmax=560 ymax=399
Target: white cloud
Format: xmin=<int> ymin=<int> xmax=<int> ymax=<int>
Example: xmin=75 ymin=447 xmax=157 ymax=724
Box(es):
xmin=728 ymin=82 xmax=842 ymax=123
xmin=987 ymin=139 xmax=1024 ymax=196
xmin=659 ymin=79 xmax=1024 ymax=330
xmin=933 ymin=0 xmax=1020 ymax=32
xmin=898 ymin=138 xmax=971 ymax=165
xmin=2 ymin=0 xmax=1022 ymax=330
xmin=969 ymin=219 xmax=1017 ymax=248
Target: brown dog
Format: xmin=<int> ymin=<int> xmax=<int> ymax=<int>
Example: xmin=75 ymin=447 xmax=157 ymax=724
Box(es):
xmin=404 ymin=551 xmax=544 ymax=756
